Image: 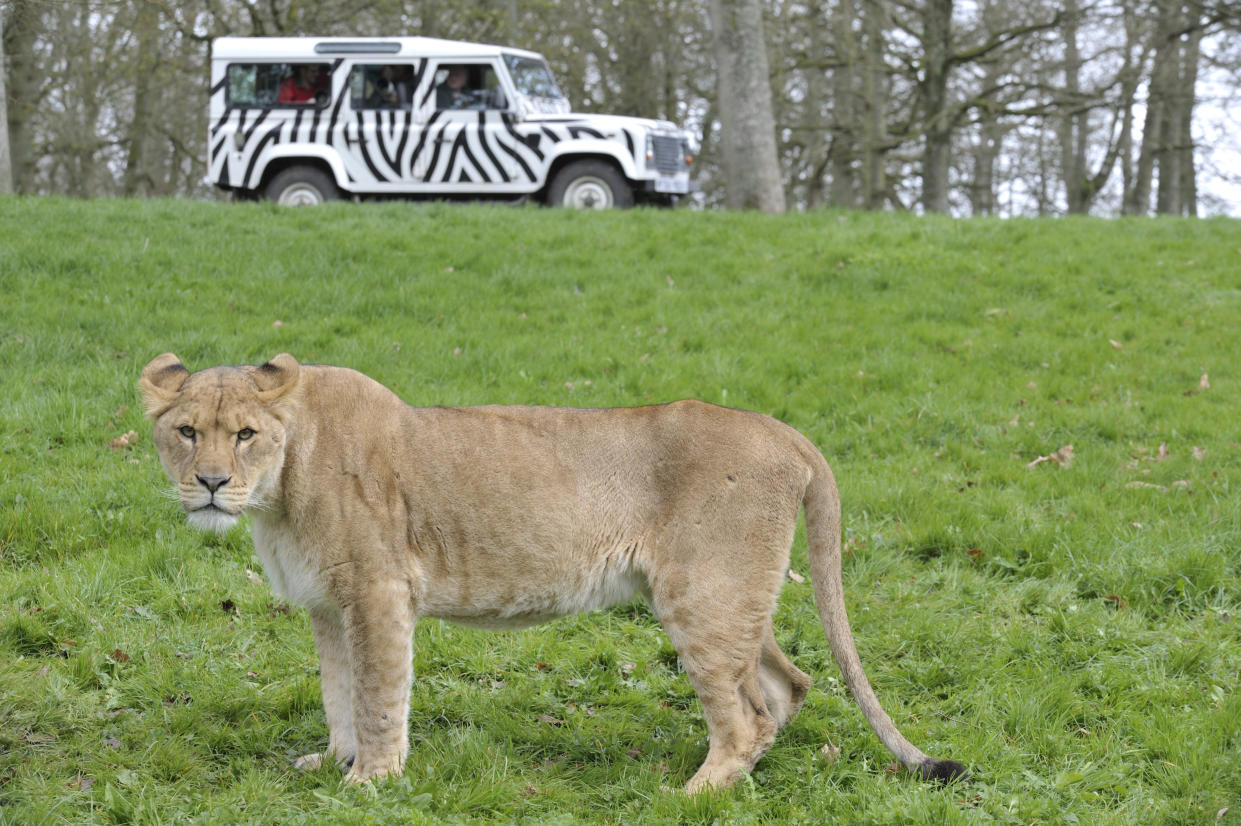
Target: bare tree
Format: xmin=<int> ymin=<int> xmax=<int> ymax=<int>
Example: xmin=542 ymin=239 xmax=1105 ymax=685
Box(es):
xmin=0 ymin=10 xmax=10 ymax=194
xmin=2 ymin=0 xmax=42 ymax=193
xmin=708 ymin=0 xmax=785 ymax=212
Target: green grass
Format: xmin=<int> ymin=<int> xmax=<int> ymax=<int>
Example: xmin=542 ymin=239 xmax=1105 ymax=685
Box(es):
xmin=1 ymin=196 xmax=1239 ymax=824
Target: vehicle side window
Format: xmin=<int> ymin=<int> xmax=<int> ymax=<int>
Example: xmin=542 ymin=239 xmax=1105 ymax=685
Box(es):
xmin=348 ymin=64 xmax=417 ymax=110
xmin=226 ymin=63 xmax=330 ymax=109
xmin=433 ymin=64 xmax=507 ymax=111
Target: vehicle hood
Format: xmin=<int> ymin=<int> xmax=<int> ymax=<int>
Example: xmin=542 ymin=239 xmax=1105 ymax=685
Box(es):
xmin=520 ymin=112 xmax=684 ymax=135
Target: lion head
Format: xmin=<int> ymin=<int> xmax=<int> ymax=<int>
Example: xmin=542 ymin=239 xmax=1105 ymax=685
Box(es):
xmin=139 ymin=353 xmax=300 ymax=533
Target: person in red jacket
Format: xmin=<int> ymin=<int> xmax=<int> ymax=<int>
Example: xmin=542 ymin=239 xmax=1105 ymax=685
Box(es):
xmin=278 ymin=64 xmax=328 ymax=104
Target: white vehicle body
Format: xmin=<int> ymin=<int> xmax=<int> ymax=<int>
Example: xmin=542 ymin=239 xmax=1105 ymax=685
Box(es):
xmin=208 ymin=36 xmax=696 ymax=207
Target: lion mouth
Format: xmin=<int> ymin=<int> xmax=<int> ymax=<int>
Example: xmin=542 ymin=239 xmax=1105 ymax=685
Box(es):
xmin=192 ymin=503 xmax=236 ymax=515
xmin=186 ymin=502 xmax=242 ymax=534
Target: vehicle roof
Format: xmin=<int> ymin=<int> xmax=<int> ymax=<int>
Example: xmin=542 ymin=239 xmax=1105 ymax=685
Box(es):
xmin=211 ymin=36 xmax=543 ymax=61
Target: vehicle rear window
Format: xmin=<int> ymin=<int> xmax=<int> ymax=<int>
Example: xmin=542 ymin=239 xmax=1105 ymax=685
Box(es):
xmin=226 ymin=63 xmax=330 ymax=109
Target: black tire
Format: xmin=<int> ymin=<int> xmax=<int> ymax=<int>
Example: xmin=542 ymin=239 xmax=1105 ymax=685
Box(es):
xmin=264 ymin=166 xmax=340 ymax=206
xmin=546 ymin=160 xmax=633 ymax=209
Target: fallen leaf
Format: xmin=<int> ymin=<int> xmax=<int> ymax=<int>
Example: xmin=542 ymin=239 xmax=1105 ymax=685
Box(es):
xmin=1218 ymin=807 xmax=1229 ymax=820
xmin=271 ymin=319 xmax=283 ymax=328
xmin=1185 ymin=373 xmax=1210 ymax=396
xmin=68 ymin=775 xmax=94 ymax=792
xmin=110 ymin=649 xmax=130 ymax=663
xmin=1028 ymin=445 xmax=1074 ymax=469
xmin=967 ymin=548 xmax=983 ymax=561
xmin=885 ymin=760 xmax=900 ymax=774
xmin=102 ymin=737 xmax=122 ymax=749
xmin=1109 ymin=339 xmax=1123 ymax=350
xmin=246 ymin=568 xmax=264 ymax=586
xmin=1192 ymin=446 xmax=1206 ymax=461
xmin=786 ymin=569 xmax=805 ymax=584
xmin=620 ymin=662 xmax=637 ymax=678
xmin=819 ymin=744 xmax=842 ymax=764
xmin=109 ymin=430 xmax=138 ymax=451
xmin=1103 ymin=595 xmax=1128 ymax=609
xmin=538 ymin=714 xmax=563 ymax=727
xmin=1126 ymin=481 xmax=1167 ymax=491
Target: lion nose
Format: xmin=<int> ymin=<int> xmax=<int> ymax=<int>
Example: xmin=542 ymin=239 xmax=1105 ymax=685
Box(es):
xmin=197 ymin=475 xmax=231 ymax=493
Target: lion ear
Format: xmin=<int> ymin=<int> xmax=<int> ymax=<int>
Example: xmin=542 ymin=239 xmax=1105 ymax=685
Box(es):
xmin=252 ymin=353 xmax=301 ymax=401
xmin=139 ymin=353 xmax=189 ymax=418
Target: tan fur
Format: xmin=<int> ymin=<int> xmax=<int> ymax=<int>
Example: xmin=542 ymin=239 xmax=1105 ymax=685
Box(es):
xmin=140 ymin=353 xmax=960 ymax=791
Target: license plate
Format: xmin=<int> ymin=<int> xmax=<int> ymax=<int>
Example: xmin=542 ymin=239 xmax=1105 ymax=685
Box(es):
xmin=654 ymin=178 xmax=689 ymax=194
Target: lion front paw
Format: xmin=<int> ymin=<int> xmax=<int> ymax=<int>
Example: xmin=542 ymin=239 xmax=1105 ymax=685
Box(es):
xmin=344 ymin=755 xmax=405 ymax=785
xmin=293 ymin=752 xmax=354 ymax=772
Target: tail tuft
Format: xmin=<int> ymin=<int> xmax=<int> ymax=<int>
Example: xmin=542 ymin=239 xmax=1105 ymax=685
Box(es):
xmin=917 ymin=758 xmax=969 ymax=784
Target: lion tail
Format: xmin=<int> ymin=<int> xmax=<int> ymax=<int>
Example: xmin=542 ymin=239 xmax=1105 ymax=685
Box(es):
xmin=802 ymin=450 xmax=967 ymax=783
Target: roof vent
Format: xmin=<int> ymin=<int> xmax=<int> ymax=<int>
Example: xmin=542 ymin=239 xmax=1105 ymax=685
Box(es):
xmin=314 ymin=41 xmax=401 ymax=54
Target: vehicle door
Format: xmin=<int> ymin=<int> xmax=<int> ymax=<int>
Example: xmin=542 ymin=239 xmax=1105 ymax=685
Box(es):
xmin=409 ymin=59 xmax=536 ymax=192
xmin=334 ymin=60 xmax=427 ymax=191
xmin=211 ymin=61 xmax=330 ymax=192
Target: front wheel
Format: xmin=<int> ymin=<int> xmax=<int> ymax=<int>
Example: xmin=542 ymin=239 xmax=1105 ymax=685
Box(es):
xmin=265 ymin=166 xmax=340 ymax=206
xmin=546 ymin=161 xmax=633 ymax=209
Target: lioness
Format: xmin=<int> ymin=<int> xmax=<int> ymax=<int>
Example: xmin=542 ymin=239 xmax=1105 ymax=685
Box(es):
xmin=140 ymin=353 xmax=965 ymax=791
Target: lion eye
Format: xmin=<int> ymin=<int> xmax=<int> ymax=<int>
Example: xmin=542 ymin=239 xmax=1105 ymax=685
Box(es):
xmin=237 ymin=428 xmax=255 ymax=442
xmin=178 ymin=425 xmax=196 ymax=440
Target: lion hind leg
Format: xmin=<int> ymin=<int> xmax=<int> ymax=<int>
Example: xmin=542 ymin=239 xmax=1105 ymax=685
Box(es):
xmin=758 ymin=626 xmax=811 ymax=730
xmin=651 ymin=585 xmax=781 ymax=793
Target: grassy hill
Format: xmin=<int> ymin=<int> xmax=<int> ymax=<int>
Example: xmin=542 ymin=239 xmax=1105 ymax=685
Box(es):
xmin=1 ymin=197 xmax=1238 ymax=824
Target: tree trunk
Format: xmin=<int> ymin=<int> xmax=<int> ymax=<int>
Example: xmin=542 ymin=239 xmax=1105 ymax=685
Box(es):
xmin=708 ymin=0 xmax=786 ymax=212
xmin=1118 ymin=0 xmax=1143 ymax=213
xmin=828 ymin=0 xmax=857 ymax=207
xmin=3 ymin=0 xmax=42 ymax=193
xmin=1059 ymin=0 xmax=1089 ymax=213
xmin=123 ymin=1 xmax=160 ymax=197
xmin=1163 ymin=19 xmax=1201 ymax=215
xmin=859 ymin=0 xmax=888 ymax=209
xmin=0 ymin=12 xmax=11 ymax=195
xmin=919 ymin=0 xmax=953 ymax=213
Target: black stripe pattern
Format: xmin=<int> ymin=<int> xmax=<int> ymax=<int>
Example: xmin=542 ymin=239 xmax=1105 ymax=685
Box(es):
xmin=207 ymin=59 xmax=665 ymax=194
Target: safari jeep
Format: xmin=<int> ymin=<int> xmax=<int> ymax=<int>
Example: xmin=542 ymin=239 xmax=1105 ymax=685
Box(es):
xmin=208 ymin=37 xmax=696 ymax=208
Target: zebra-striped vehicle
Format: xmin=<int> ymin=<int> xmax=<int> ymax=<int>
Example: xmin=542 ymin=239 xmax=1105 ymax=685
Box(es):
xmin=209 ymin=37 xmax=696 ymax=208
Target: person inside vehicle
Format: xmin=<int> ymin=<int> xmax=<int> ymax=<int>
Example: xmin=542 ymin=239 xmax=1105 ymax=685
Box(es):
xmin=368 ymin=64 xmax=411 ymax=109
xmin=436 ymin=65 xmax=473 ymax=109
xmin=279 ymin=64 xmax=329 ymax=104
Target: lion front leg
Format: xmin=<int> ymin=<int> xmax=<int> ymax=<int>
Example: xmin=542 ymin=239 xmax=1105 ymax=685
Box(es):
xmin=293 ymin=607 xmax=357 ymax=772
xmin=342 ymin=578 xmax=415 ymax=784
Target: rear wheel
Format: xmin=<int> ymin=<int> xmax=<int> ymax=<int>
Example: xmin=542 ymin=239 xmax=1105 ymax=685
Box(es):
xmin=265 ymin=166 xmax=340 ymax=206
xmin=546 ymin=160 xmax=633 ymax=209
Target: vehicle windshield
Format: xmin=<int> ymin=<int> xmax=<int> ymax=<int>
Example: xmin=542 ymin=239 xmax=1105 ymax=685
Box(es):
xmin=503 ymin=53 xmax=569 ymax=113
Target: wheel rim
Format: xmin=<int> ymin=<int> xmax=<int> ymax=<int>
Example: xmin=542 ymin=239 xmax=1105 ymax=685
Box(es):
xmin=561 ymin=176 xmax=613 ymax=209
xmin=277 ymin=182 xmax=325 ymax=206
